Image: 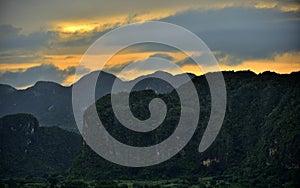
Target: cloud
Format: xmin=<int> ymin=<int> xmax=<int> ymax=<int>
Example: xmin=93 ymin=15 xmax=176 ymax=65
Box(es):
xmin=0 ymin=24 xmax=21 ymax=36
xmin=0 ymin=24 xmax=58 ymax=52
xmin=161 ymin=7 xmax=300 ymax=64
xmin=113 ymin=57 xmax=180 ymax=81
xmin=214 ymin=52 xmax=243 ymax=66
xmin=103 ymin=52 xmax=177 ymax=74
xmin=75 ymin=64 xmax=90 ymax=75
xmin=104 ymin=56 xmax=176 ymax=76
xmin=0 ymin=1 xmax=299 ymax=79
xmin=0 ymin=24 xmax=112 ymax=56
xmin=176 ymin=52 xmax=215 ymax=66
xmin=57 ymin=27 xmax=112 ymax=48
xmin=0 ymin=53 xmax=42 ymax=64
xmin=1 ymin=0 xmax=299 ymax=33
xmin=2 ymin=6 xmax=299 ymax=61
xmin=89 ymin=7 xmax=300 ymax=66
xmin=118 ymin=43 xmax=179 ymax=54
xmin=148 ymin=53 xmax=175 ymax=61
xmin=0 ymin=64 xmax=76 ymax=88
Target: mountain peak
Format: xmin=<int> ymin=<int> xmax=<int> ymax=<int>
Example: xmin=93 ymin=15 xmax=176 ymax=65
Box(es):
xmin=33 ymin=81 xmax=62 ymax=88
xmin=0 ymin=84 xmax=16 ymax=94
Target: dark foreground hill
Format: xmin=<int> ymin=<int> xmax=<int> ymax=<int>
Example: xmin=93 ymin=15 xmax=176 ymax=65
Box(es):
xmin=69 ymin=71 xmax=300 ymax=187
xmin=0 ymin=114 xmax=82 ymax=178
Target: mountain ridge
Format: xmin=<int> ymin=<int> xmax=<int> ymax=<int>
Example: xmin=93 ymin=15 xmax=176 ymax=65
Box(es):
xmin=0 ymin=71 xmax=299 ymax=187
xmin=69 ymin=70 xmax=300 ymax=187
xmin=0 ymin=70 xmax=299 ymax=132
xmin=0 ymin=70 xmax=195 ymax=131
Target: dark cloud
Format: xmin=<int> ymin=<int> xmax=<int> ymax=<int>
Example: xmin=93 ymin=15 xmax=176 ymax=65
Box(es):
xmin=103 ymin=51 xmax=219 ymax=74
xmin=126 ymin=58 xmax=176 ymax=72
xmin=0 ymin=54 xmax=41 ymax=64
xmin=75 ymin=65 xmax=90 ymax=75
xmin=100 ymin=7 xmax=300 ymax=65
xmin=103 ymin=63 xmax=129 ymax=73
xmin=149 ymin=53 xmax=175 ymax=61
xmin=176 ymin=53 xmax=215 ymax=66
xmin=161 ymin=8 xmax=300 ymax=64
xmin=57 ymin=30 xmax=107 ymax=48
xmin=214 ymin=52 xmax=243 ymax=66
xmin=0 ymin=24 xmax=21 ymax=36
xmin=1 ymin=6 xmax=299 ymax=67
xmin=0 ymin=24 xmax=110 ymax=55
xmin=0 ymin=24 xmax=58 ymax=51
xmin=1 ymin=0 xmax=299 ymax=33
xmin=64 ymin=56 xmax=76 ymax=59
xmin=112 ymin=43 xmax=179 ymax=54
xmin=104 ymin=53 xmax=177 ymax=74
xmin=0 ymin=64 xmax=75 ymax=88
xmin=104 ymin=50 xmax=224 ymax=74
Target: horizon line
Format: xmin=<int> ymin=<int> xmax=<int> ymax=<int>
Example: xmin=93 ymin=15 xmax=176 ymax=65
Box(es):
xmin=1 ymin=69 xmax=299 ymax=90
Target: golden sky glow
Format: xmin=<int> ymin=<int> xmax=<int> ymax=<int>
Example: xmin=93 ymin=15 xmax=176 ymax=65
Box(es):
xmin=61 ymin=24 xmax=98 ymax=33
xmin=220 ymin=52 xmax=300 ymax=74
xmin=33 ymin=2 xmax=300 ymax=82
xmin=221 ymin=61 xmax=300 ymax=74
xmin=43 ymin=55 xmax=82 ymax=69
xmin=53 ymin=10 xmax=178 ymax=35
xmin=3 ymin=50 xmax=299 ymax=87
xmin=0 ymin=63 xmax=41 ymax=72
xmin=1 ymin=0 xmax=300 ymax=88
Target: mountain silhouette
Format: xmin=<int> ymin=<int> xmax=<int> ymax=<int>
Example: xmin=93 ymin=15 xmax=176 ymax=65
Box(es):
xmin=0 ymin=71 xmax=299 ymax=187
xmin=0 ymin=71 xmax=195 ymax=131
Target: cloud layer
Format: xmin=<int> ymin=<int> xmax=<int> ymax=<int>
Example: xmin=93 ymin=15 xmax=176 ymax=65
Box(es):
xmin=0 ymin=64 xmax=75 ymax=88
xmin=0 ymin=1 xmax=299 ymax=88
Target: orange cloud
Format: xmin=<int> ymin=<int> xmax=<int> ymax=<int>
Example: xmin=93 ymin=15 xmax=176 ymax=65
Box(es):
xmin=0 ymin=63 xmax=41 ymax=72
xmin=53 ymin=10 xmax=177 ymax=35
xmin=43 ymin=55 xmax=82 ymax=69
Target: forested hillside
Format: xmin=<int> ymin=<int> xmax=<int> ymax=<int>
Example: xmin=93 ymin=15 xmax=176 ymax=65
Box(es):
xmin=70 ymin=71 xmax=300 ymax=187
xmin=0 ymin=71 xmax=299 ymax=187
xmin=0 ymin=114 xmax=82 ymax=178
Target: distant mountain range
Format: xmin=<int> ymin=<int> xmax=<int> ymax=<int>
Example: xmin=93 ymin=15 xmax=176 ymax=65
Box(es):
xmin=0 ymin=71 xmax=195 ymax=131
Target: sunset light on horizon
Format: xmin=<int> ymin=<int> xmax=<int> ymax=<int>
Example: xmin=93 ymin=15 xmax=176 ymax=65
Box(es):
xmin=0 ymin=0 xmax=299 ymax=88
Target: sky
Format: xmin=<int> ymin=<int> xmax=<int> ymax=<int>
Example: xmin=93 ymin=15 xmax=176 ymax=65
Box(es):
xmin=0 ymin=0 xmax=300 ymax=88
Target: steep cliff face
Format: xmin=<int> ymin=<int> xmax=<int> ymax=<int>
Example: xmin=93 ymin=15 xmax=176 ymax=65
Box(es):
xmin=0 ymin=114 xmax=82 ymax=178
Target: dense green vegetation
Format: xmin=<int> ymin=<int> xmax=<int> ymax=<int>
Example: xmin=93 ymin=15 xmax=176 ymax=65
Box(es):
xmin=0 ymin=114 xmax=82 ymax=179
xmin=70 ymin=71 xmax=300 ymax=187
xmin=0 ymin=71 xmax=299 ymax=187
